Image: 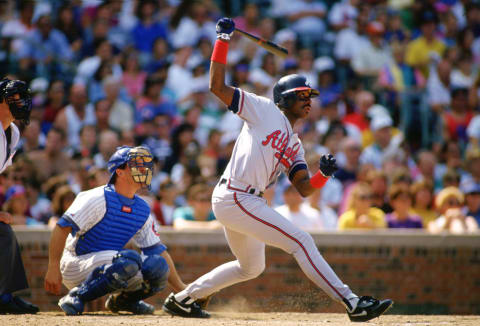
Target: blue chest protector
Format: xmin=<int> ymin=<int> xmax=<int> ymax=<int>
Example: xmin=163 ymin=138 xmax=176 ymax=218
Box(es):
xmin=75 ymin=186 xmax=150 ymax=256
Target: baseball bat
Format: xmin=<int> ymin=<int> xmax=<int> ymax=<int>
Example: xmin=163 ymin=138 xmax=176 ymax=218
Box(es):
xmin=235 ymin=28 xmax=289 ymax=59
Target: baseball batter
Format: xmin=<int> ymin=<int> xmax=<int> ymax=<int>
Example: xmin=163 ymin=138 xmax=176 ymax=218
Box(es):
xmin=44 ymin=146 xmax=186 ymax=315
xmin=0 ymin=78 xmax=39 ymax=314
xmin=162 ymin=18 xmax=393 ymax=322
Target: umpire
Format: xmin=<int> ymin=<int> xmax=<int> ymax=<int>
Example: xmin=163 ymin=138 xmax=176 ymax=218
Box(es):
xmin=0 ymin=78 xmax=39 ymax=314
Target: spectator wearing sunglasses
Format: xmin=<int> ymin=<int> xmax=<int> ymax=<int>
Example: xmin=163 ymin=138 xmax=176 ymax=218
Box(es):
xmin=338 ymin=182 xmax=386 ymax=230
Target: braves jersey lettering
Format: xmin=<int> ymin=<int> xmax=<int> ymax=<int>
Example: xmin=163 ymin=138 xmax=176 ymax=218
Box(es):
xmin=222 ymin=89 xmax=306 ymax=190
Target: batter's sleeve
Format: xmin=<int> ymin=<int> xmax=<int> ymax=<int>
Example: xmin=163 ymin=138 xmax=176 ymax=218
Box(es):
xmin=133 ymin=215 xmax=167 ymax=255
xmin=287 ymin=138 xmax=308 ymax=181
xmin=228 ymin=88 xmax=277 ymax=125
xmin=58 ymin=187 xmax=107 ymax=234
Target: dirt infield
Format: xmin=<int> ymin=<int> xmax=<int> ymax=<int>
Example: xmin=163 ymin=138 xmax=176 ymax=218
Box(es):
xmin=1 ymin=312 xmax=479 ymax=326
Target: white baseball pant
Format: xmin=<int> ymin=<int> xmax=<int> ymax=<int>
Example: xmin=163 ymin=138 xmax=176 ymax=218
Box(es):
xmin=60 ymin=250 xmax=145 ymax=291
xmin=181 ymin=184 xmax=355 ymax=304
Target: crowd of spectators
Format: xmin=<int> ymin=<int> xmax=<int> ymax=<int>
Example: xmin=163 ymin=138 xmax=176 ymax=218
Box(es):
xmin=1 ymin=0 xmax=480 ymax=235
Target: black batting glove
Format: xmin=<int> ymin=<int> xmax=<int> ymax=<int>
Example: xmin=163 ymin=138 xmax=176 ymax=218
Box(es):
xmin=319 ymin=154 xmax=338 ymax=177
xmin=216 ymin=17 xmax=235 ymax=40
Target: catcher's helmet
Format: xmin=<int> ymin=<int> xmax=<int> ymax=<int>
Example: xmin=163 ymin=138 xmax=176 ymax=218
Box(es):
xmin=273 ymin=74 xmax=319 ymax=109
xmin=0 ymin=79 xmax=32 ymax=125
xmin=108 ymin=146 xmax=154 ymax=188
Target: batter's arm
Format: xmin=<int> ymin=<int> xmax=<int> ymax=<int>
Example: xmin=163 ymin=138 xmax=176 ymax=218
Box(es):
xmin=161 ymin=250 xmax=187 ymax=293
xmin=290 ymin=169 xmax=318 ymax=198
xmin=44 ymin=224 xmax=71 ymax=295
xmin=209 ymin=60 xmax=235 ymax=106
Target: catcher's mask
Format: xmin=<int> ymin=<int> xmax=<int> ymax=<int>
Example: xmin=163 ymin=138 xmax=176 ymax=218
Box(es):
xmin=0 ymin=79 xmax=32 ymax=125
xmin=108 ymin=146 xmax=154 ymax=188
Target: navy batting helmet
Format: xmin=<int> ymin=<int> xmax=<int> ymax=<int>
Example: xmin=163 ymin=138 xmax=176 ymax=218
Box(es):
xmin=273 ymin=74 xmax=319 ymax=109
xmin=108 ymin=146 xmax=154 ymax=188
xmin=0 ymin=79 xmax=32 ymax=125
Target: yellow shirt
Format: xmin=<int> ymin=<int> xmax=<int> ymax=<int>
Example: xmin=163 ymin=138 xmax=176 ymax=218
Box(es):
xmin=405 ymin=37 xmax=446 ymax=78
xmin=338 ymin=208 xmax=386 ymax=230
xmin=361 ymin=127 xmax=401 ymax=148
xmin=410 ymin=208 xmax=437 ymax=228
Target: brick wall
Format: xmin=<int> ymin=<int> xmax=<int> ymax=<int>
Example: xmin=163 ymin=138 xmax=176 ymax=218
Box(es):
xmin=13 ymin=227 xmax=480 ymax=315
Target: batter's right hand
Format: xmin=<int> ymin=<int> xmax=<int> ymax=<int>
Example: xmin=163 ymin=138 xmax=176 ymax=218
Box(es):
xmin=216 ymin=17 xmax=235 ymax=39
xmin=44 ymin=266 xmax=63 ymax=295
xmin=319 ymin=154 xmax=338 ymax=177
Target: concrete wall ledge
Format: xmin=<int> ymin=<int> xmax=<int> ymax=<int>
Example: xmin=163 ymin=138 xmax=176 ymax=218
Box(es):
xmin=12 ymin=226 xmax=480 ymax=248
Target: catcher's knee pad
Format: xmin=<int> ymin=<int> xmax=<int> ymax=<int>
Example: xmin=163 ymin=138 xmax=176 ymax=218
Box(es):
xmin=141 ymin=255 xmax=169 ymax=292
xmin=107 ymin=250 xmax=143 ymax=287
xmin=75 ymin=251 xmax=142 ymax=303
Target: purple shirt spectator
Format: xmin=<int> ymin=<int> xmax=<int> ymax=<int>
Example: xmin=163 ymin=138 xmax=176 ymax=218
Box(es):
xmin=385 ymin=213 xmax=423 ymax=229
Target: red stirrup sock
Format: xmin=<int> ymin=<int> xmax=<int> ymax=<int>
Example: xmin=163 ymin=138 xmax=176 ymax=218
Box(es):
xmin=310 ymin=171 xmax=328 ymax=188
xmin=211 ymin=39 xmax=229 ymax=65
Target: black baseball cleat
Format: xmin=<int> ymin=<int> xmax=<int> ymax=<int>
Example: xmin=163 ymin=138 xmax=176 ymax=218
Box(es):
xmin=105 ymin=294 xmax=154 ymax=315
xmin=162 ymin=293 xmax=210 ymax=318
xmin=12 ymin=297 xmax=39 ymax=314
xmin=346 ymin=296 xmax=393 ymax=322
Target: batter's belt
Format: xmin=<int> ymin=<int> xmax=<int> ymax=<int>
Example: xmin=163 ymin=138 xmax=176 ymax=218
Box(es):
xmin=219 ymin=178 xmax=264 ymax=197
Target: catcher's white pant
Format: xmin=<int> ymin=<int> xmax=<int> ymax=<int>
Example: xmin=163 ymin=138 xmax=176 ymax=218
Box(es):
xmin=181 ymin=182 xmax=355 ymax=303
xmin=60 ymin=250 xmax=146 ymax=291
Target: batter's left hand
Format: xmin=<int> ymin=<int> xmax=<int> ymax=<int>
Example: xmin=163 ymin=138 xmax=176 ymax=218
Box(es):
xmin=319 ymin=154 xmax=338 ymax=177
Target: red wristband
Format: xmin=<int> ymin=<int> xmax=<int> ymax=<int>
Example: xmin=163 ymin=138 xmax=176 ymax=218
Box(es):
xmin=310 ymin=171 xmax=328 ymax=189
xmin=211 ymin=39 xmax=229 ymax=65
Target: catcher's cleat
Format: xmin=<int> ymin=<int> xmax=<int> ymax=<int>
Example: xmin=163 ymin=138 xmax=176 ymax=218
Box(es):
xmin=162 ymin=293 xmax=210 ymax=318
xmin=346 ymin=296 xmax=393 ymax=322
xmin=105 ymin=293 xmax=154 ymax=315
xmin=58 ymin=290 xmax=84 ymax=315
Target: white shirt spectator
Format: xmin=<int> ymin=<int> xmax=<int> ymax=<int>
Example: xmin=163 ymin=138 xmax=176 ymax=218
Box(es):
xmin=352 ymin=41 xmax=392 ymax=75
xmin=171 ymin=17 xmax=216 ymax=49
xmin=334 ymin=27 xmax=368 ymax=61
xmin=328 ymin=0 xmax=358 ymax=30
xmin=275 ymin=202 xmax=324 ymax=231
xmin=75 ymin=56 xmax=123 ymax=86
xmin=64 ymin=104 xmax=96 ymax=151
xmin=320 ymin=177 xmax=343 ymax=210
xmin=467 ymin=115 xmax=480 ymax=142
xmin=450 ymin=69 xmax=474 ymax=88
xmin=166 ymin=63 xmax=193 ymax=102
xmin=427 ymin=65 xmax=450 ymax=106
xmin=287 ymin=1 xmax=327 ymax=38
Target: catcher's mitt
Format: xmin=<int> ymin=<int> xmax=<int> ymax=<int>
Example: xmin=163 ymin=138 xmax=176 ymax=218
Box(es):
xmin=195 ymin=293 xmax=215 ymax=309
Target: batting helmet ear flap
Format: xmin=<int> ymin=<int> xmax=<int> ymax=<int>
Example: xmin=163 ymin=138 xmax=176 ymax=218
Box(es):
xmin=277 ymin=92 xmax=296 ymax=109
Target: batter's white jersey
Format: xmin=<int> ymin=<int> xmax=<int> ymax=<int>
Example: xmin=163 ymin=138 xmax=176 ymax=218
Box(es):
xmin=222 ymin=89 xmax=307 ymax=191
xmin=62 ymin=185 xmax=160 ymax=255
xmin=0 ymin=122 xmax=20 ymax=174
